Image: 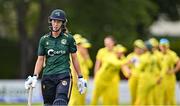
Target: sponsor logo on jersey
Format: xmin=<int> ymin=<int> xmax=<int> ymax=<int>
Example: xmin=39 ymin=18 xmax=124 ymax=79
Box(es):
xmin=47 ymin=49 xmax=66 ymax=56
xmin=61 ymin=39 xmax=67 ymax=45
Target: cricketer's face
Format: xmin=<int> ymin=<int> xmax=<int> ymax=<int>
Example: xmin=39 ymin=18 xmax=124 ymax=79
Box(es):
xmin=104 ymin=37 xmax=115 ymax=50
xmin=51 ymin=19 xmax=63 ymax=32
xmin=134 ymin=47 xmax=144 ymax=55
xmin=116 ymin=51 xmax=124 ymax=58
xmin=159 ymin=45 xmax=168 ymax=53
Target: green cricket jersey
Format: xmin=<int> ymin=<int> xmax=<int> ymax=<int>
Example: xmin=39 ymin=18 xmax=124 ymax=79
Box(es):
xmin=38 ymin=32 xmax=77 ymax=75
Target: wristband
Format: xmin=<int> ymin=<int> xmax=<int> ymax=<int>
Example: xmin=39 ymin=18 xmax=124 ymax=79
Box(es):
xmin=33 ymin=74 xmax=38 ymax=78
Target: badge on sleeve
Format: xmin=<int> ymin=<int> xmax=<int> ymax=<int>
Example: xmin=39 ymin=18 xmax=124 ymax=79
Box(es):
xmin=62 ymin=80 xmax=67 ymax=86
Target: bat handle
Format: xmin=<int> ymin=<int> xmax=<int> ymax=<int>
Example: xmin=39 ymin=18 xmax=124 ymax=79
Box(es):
xmin=28 ymin=86 xmax=33 ymax=106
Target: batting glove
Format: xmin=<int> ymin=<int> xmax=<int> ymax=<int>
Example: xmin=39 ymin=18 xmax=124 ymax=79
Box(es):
xmin=25 ymin=76 xmax=33 ymax=89
xmin=77 ymin=76 xmax=87 ymax=94
xmin=31 ymin=75 xmax=38 ymax=88
xmin=25 ymin=75 xmax=38 ymax=89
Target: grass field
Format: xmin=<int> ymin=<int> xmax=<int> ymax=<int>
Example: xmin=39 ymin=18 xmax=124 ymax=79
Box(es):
xmin=0 ymin=103 xmax=179 ymax=106
xmin=0 ymin=103 xmax=129 ymax=106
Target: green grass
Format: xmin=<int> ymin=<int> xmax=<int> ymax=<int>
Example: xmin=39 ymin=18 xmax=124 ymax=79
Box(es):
xmin=0 ymin=103 xmax=130 ymax=106
xmin=0 ymin=103 xmax=179 ymax=106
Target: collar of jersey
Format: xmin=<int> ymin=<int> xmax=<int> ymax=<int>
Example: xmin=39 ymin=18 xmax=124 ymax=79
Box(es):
xmin=49 ymin=32 xmax=64 ymax=39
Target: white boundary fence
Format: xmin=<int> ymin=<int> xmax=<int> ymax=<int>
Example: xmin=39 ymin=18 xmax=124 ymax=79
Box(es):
xmin=0 ymin=79 xmax=179 ymax=104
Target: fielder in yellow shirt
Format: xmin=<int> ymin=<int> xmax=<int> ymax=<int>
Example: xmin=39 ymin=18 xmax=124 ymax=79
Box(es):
xmin=125 ymin=39 xmax=146 ymax=105
xmin=103 ymin=44 xmax=127 ymax=105
xmin=135 ymin=41 xmax=162 ymax=105
xmin=149 ymin=38 xmax=164 ymax=105
xmin=69 ymin=34 xmax=93 ymax=105
xmin=159 ymin=38 xmax=180 ymax=105
xmin=91 ymin=36 xmax=115 ymax=105
xmin=91 ymin=43 xmax=126 ymax=105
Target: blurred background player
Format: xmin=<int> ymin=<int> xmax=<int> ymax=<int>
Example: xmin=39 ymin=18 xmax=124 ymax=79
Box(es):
xmin=148 ymin=38 xmax=164 ymax=105
xmin=123 ymin=39 xmax=146 ymax=105
xmin=103 ymin=44 xmax=127 ymax=105
xmin=69 ymin=34 xmax=93 ymax=105
xmin=135 ymin=40 xmax=162 ymax=105
xmin=91 ymin=36 xmax=115 ymax=105
xmin=80 ymin=37 xmax=93 ymax=74
xmin=149 ymin=38 xmax=159 ymax=51
xmin=159 ymin=38 xmax=180 ymax=105
xmin=91 ymin=36 xmax=127 ymax=105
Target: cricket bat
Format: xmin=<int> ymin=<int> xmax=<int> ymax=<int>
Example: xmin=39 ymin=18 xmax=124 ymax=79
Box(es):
xmin=28 ymin=86 xmax=33 ymax=106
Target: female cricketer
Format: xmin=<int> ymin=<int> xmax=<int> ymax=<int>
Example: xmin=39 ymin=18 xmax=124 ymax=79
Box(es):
xmin=24 ymin=9 xmax=87 ymax=106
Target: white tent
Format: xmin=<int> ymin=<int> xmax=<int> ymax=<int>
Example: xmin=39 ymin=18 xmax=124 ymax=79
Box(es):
xmin=150 ymin=18 xmax=180 ymax=36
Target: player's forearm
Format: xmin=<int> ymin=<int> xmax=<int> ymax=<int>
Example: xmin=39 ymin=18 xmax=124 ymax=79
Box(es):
xmin=174 ymin=60 xmax=180 ymax=73
xmin=121 ymin=65 xmax=131 ymax=77
xmin=72 ymin=60 xmax=82 ymax=77
xmin=33 ymin=56 xmax=44 ymax=78
xmin=71 ymin=53 xmax=82 ymax=77
xmin=94 ymin=60 xmax=101 ymax=74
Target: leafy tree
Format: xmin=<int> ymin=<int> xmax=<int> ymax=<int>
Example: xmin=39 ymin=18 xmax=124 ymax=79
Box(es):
xmin=2 ymin=0 xmax=179 ymax=78
xmin=66 ymin=0 xmax=158 ymax=59
xmin=153 ymin=0 xmax=180 ymax=20
xmin=0 ymin=0 xmax=50 ymax=78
